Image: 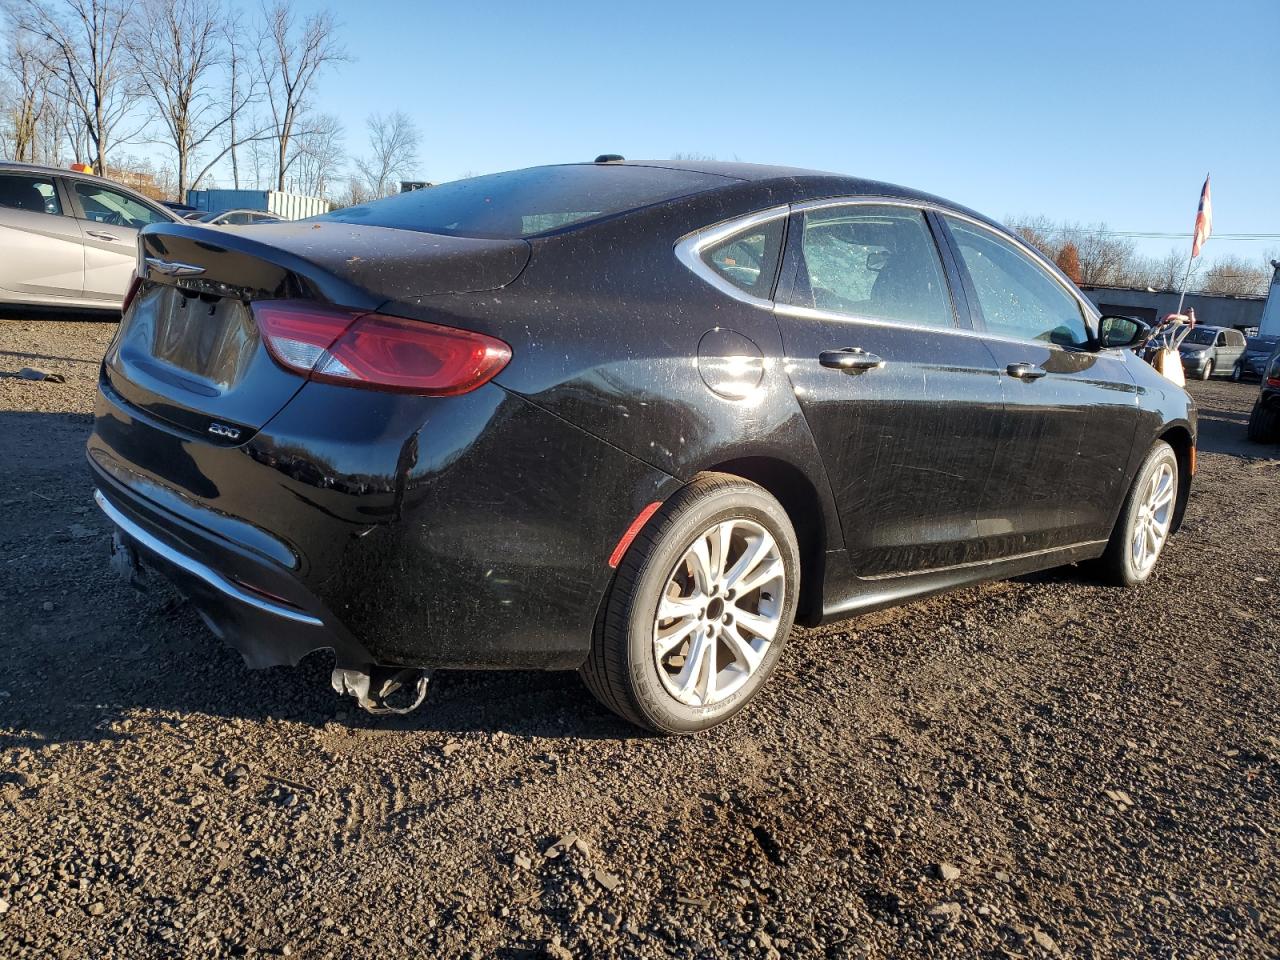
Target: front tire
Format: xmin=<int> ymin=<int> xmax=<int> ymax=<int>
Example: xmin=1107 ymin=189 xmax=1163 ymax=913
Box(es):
xmin=1247 ymin=401 xmax=1280 ymax=443
xmin=581 ymin=473 xmax=800 ymax=734
xmin=1099 ymin=441 xmax=1178 ymax=587
xmin=1198 ymin=360 xmax=1213 ymax=381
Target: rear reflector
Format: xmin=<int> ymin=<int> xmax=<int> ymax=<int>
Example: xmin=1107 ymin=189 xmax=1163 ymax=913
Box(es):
xmin=252 ymin=300 xmax=511 ymax=395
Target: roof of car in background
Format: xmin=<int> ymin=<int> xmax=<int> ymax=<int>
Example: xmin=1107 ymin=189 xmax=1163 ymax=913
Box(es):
xmin=0 ymin=160 xmax=147 ymax=190
xmin=0 ymin=160 xmax=181 ymax=220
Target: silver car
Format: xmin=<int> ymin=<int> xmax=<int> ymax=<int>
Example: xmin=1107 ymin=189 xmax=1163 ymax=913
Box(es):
xmin=0 ymin=161 xmax=180 ymax=309
xmin=196 ymin=209 xmax=286 ymax=226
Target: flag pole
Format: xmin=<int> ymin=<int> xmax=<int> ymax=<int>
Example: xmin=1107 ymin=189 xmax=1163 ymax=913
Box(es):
xmin=1175 ymin=251 xmax=1194 ymax=317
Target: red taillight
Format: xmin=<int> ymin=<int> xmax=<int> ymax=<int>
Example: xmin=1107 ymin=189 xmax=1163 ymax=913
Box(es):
xmin=252 ymin=300 xmax=511 ymax=396
xmin=121 ymin=271 xmax=141 ymax=314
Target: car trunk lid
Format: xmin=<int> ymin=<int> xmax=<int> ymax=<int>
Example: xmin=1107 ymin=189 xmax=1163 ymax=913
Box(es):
xmin=105 ymin=222 xmax=529 ymax=437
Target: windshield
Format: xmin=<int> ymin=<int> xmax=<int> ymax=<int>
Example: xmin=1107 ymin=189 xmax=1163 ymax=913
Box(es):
xmin=1247 ymin=336 xmax=1278 ymax=353
xmin=319 ymin=164 xmax=731 ymax=239
xmin=1183 ymin=328 xmax=1217 ymax=345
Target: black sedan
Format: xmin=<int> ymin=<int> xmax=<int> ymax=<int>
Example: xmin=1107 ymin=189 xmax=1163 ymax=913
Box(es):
xmin=88 ymin=160 xmax=1196 ymax=733
xmin=1233 ymin=335 xmax=1280 ymax=382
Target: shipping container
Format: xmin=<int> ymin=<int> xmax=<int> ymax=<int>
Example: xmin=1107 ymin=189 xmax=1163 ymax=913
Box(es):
xmin=1261 ymin=261 xmax=1280 ymax=338
xmin=185 ymin=189 xmax=331 ymax=221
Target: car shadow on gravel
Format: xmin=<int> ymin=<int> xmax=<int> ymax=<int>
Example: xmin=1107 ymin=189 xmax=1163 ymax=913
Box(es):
xmin=0 ymin=583 xmax=634 ymax=751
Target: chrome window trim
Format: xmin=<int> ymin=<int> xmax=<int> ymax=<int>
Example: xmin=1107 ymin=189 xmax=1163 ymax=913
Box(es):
xmin=679 ymin=195 xmax=1106 ymax=352
xmin=94 ymin=488 xmax=325 ymax=628
xmin=674 ymin=205 xmax=790 ymax=310
xmin=774 ymin=302 xmax=1084 ymax=352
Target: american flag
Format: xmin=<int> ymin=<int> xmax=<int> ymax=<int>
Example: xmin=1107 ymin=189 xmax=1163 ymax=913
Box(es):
xmin=1191 ymin=175 xmax=1212 ymax=258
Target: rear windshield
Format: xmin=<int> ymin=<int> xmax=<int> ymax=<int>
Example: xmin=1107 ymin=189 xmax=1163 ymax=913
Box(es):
xmin=319 ymin=165 xmax=731 ymax=239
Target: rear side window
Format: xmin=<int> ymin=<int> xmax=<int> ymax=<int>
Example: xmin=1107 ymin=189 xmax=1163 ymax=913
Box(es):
xmin=321 ymin=164 xmax=730 ymax=239
xmin=0 ymin=174 xmax=62 ymax=215
xmin=945 ymin=217 xmax=1090 ymax=348
xmin=792 ymin=205 xmax=954 ymax=328
xmin=701 ymin=217 xmax=785 ymax=299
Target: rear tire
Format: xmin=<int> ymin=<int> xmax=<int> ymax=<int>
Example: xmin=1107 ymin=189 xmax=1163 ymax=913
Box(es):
xmin=1099 ymin=441 xmax=1178 ymax=587
xmin=1247 ymin=401 xmax=1280 ymax=443
xmin=581 ymin=473 xmax=800 ymax=734
xmin=1231 ymin=363 xmax=1243 ymax=382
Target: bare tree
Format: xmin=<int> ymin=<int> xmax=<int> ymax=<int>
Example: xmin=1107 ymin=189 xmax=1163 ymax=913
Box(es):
xmin=1145 ymin=248 xmax=1191 ymax=292
xmin=2 ymin=33 xmax=56 ymax=161
xmin=8 ymin=0 xmax=140 ymax=172
xmin=1201 ymin=256 xmax=1271 ymax=297
xmin=1004 ymin=214 xmax=1062 ymax=260
xmin=288 ymin=112 xmax=344 ymax=198
xmin=128 ymin=0 xmax=222 ymax=197
xmin=222 ymin=10 xmax=263 ymax=190
xmin=354 ymin=110 xmax=418 ymax=198
xmin=1058 ymin=222 xmax=1135 ymax=287
xmin=257 ymin=1 xmax=347 ymax=192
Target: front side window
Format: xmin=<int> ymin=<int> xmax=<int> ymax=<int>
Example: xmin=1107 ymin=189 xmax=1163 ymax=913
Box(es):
xmin=74 ymin=183 xmax=168 ymax=228
xmin=793 ymin=205 xmax=954 ymax=328
xmin=0 ymin=174 xmax=62 ymax=215
xmin=945 ymin=217 xmax=1090 ymax=347
xmin=700 ymin=217 xmax=785 ymax=299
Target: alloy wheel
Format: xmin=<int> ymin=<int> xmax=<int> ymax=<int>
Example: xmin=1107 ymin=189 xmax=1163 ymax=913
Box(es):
xmin=652 ymin=518 xmax=785 ymax=707
xmin=1131 ymin=460 xmax=1176 ymax=576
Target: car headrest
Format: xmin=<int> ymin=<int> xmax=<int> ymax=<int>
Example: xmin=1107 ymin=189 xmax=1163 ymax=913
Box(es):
xmin=0 ymin=179 xmax=48 ymax=213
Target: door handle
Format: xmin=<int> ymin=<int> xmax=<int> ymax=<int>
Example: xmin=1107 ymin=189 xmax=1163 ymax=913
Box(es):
xmin=1006 ymin=362 xmax=1048 ymax=380
xmin=819 ymin=347 xmax=884 ymax=372
xmin=86 ymin=230 xmax=120 ymax=241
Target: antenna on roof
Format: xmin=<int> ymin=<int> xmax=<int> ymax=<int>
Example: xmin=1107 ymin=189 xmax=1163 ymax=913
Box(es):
xmin=594 ymin=154 xmax=625 ymax=163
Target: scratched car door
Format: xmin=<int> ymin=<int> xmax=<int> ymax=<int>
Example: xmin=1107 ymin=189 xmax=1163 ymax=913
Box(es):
xmin=774 ymin=202 xmax=1005 ymax=577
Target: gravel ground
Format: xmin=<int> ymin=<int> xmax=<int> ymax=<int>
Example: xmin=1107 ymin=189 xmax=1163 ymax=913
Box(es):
xmin=1 ymin=318 xmax=1278 ymax=959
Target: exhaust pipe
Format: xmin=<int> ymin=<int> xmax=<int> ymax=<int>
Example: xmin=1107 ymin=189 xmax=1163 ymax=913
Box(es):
xmin=331 ymin=665 xmax=431 ymax=715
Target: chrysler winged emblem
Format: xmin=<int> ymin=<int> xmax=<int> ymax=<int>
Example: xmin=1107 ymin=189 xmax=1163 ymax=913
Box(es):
xmin=145 ymin=257 xmax=206 ymax=278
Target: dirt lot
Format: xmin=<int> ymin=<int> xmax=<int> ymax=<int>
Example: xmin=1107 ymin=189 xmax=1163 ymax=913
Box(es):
xmin=1 ymin=318 xmax=1278 ymax=959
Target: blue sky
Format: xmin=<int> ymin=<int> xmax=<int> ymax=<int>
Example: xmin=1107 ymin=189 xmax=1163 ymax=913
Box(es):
xmin=283 ymin=0 xmax=1278 ymax=261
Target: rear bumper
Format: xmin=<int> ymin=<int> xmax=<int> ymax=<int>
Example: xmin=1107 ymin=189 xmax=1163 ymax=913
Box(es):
xmin=93 ymin=479 xmax=374 ymax=671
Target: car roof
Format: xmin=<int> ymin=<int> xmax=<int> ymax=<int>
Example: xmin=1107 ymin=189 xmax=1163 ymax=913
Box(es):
xmin=0 ymin=159 xmax=140 ymax=190
xmin=0 ymin=160 xmax=178 ymax=216
xmin=559 ymin=160 xmax=996 ymax=226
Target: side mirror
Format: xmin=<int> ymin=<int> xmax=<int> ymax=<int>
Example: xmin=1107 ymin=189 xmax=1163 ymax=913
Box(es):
xmin=1098 ymin=315 xmax=1151 ymax=349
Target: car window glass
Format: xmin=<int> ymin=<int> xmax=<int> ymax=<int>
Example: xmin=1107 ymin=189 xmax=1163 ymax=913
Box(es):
xmin=74 ymin=183 xmax=167 ymax=228
xmin=1184 ymin=328 xmax=1215 ymax=345
xmin=795 ymin=206 xmax=954 ymax=328
xmin=0 ymin=174 xmax=62 ymax=215
xmin=701 ymin=217 xmax=785 ymax=299
xmin=945 ymin=216 xmax=1090 ymax=347
xmin=322 ymin=165 xmax=729 ymax=239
